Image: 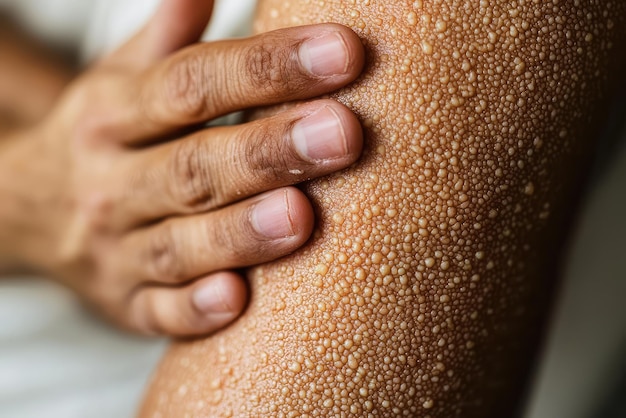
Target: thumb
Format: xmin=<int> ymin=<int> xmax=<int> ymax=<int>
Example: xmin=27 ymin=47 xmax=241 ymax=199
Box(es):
xmin=106 ymin=0 xmax=215 ymax=69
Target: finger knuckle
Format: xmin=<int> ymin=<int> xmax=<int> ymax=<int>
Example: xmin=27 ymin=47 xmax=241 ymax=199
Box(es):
xmin=83 ymin=191 xmax=116 ymax=230
xmin=207 ymin=214 xmax=255 ymax=266
xmin=164 ymin=56 xmax=208 ymax=119
xmin=242 ymin=123 xmax=293 ymax=182
xmin=244 ymin=40 xmax=301 ymax=94
xmin=67 ymin=72 xmax=132 ymax=145
xmin=170 ymin=137 xmax=219 ymax=210
xmin=147 ymin=224 xmax=185 ymax=282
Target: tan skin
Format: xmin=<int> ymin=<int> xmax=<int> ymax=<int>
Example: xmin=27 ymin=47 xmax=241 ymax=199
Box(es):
xmin=0 ymin=0 xmax=366 ymax=336
xmin=0 ymin=16 xmax=73 ymax=134
xmin=141 ymin=1 xmax=626 ymax=417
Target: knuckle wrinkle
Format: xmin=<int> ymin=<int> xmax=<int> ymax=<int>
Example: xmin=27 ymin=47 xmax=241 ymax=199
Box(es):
xmin=243 ymin=123 xmax=290 ymax=182
xmin=165 ymin=56 xmax=208 ymax=119
xmin=148 ymin=224 xmax=184 ymax=282
xmin=171 ymin=139 xmax=217 ymax=210
xmin=244 ymin=41 xmax=297 ymax=94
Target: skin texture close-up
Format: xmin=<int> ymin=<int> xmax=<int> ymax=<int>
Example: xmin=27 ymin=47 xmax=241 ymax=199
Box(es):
xmin=141 ymin=1 xmax=626 ymax=417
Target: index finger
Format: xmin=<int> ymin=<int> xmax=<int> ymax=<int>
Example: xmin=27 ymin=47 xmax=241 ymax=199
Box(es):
xmin=113 ymin=23 xmax=365 ymax=145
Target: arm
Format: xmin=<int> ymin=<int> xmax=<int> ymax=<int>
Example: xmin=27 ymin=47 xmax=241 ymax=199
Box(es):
xmin=141 ymin=1 xmax=626 ymax=416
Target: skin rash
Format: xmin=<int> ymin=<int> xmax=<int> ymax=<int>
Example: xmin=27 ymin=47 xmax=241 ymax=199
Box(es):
xmin=141 ymin=1 xmax=626 ymax=416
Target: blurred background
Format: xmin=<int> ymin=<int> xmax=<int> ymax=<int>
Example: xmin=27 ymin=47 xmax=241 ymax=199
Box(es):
xmin=0 ymin=1 xmax=624 ymax=417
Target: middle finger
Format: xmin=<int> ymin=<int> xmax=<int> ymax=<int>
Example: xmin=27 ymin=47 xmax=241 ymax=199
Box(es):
xmin=117 ymin=99 xmax=362 ymax=228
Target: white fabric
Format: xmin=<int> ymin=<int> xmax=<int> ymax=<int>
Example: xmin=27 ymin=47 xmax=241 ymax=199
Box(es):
xmin=0 ymin=279 xmax=166 ymax=418
xmin=0 ymin=0 xmax=256 ymax=54
xmin=0 ymin=0 xmax=95 ymax=47
xmin=81 ymin=0 xmax=257 ymax=62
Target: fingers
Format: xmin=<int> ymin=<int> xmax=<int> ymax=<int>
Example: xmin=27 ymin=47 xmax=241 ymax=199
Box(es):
xmin=106 ymin=0 xmax=215 ymax=69
xmin=120 ymin=187 xmax=313 ymax=284
xmin=117 ymin=100 xmax=362 ymax=227
xmin=129 ymin=271 xmax=247 ymax=336
xmin=116 ymin=23 xmax=365 ymax=144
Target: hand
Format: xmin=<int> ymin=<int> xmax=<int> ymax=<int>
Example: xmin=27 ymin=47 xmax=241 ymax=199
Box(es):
xmin=0 ymin=0 xmax=364 ymax=336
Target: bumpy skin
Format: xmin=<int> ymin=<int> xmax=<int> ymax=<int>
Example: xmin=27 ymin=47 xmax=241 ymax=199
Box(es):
xmin=141 ymin=1 xmax=626 ymax=417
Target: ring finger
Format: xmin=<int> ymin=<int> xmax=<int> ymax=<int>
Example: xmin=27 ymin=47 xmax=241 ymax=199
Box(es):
xmin=119 ymin=187 xmax=313 ymax=285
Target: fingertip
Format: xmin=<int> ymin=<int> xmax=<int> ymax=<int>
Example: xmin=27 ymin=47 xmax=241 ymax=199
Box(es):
xmin=251 ymin=187 xmax=315 ymax=247
xmin=131 ymin=272 xmax=249 ymax=337
xmin=283 ymin=187 xmax=315 ymax=244
xmin=289 ymin=99 xmax=364 ymax=165
xmin=323 ymin=23 xmax=366 ymax=79
xmin=297 ymin=23 xmax=365 ymax=82
xmin=192 ymin=271 xmax=248 ymax=319
xmin=322 ymin=99 xmax=364 ymax=163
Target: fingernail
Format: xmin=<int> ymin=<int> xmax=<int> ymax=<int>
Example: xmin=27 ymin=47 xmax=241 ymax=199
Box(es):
xmin=292 ymin=106 xmax=348 ymax=162
xmin=251 ymin=191 xmax=295 ymax=239
xmin=299 ymin=32 xmax=349 ymax=76
xmin=193 ymin=280 xmax=234 ymax=314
